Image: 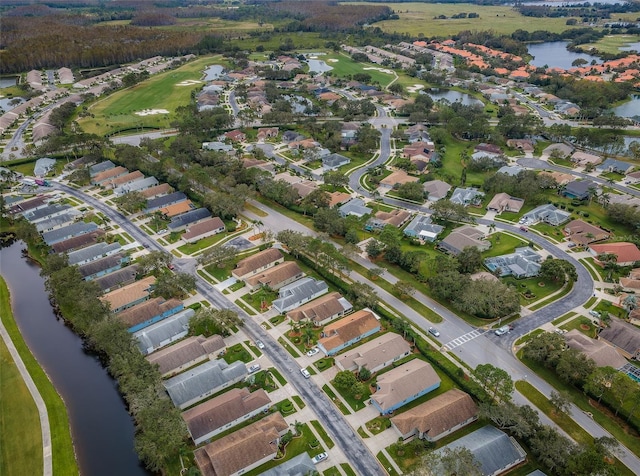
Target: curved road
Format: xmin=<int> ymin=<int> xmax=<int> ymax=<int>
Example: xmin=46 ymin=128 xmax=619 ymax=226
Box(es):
xmin=49 ymin=182 xmax=385 ymax=476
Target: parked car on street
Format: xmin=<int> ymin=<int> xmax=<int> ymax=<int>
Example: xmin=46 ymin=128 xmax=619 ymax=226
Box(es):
xmin=428 ymin=327 xmax=440 ymax=337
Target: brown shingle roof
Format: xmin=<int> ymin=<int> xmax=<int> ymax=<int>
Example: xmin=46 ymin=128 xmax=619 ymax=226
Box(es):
xmin=391 ymin=388 xmax=478 ymax=439
xmin=336 ymin=333 xmax=410 ymax=371
xmin=146 ymin=335 xmax=225 ymax=375
xmin=246 ymin=261 xmax=303 ymax=289
xmin=92 ymin=166 xmax=127 ymax=184
xmin=564 ymin=219 xmax=609 ymax=245
xmin=598 ymin=318 xmax=640 ymax=359
xmin=565 ymin=330 xmax=627 ymax=368
xmin=50 ymin=230 xmax=105 ymax=253
xmin=140 ymin=183 xmax=172 ymax=199
xmin=373 ymin=359 xmax=441 ymax=412
xmin=182 ymin=217 xmax=225 ymax=241
xmin=182 ymin=388 xmax=271 ymax=442
xmin=107 ymin=170 xmax=144 ymax=188
xmin=100 ymin=276 xmax=156 ymax=311
xmin=194 ymin=413 xmax=287 ymax=476
xmin=374 ymin=209 xmax=411 ymax=227
xmin=319 ymin=309 xmax=380 ymax=353
xmin=159 ymin=201 xmax=193 ymax=217
xmin=117 ymin=297 xmax=182 ymax=327
xmin=233 ymin=248 xmax=283 ymax=278
xmin=287 ymin=292 xmax=347 ymax=323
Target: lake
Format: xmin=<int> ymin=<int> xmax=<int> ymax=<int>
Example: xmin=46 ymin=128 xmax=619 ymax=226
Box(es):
xmin=0 ymin=76 xmax=18 ymax=88
xmin=0 ymin=96 xmax=25 ymax=112
xmin=521 ymin=0 xmax=627 ymax=5
xmin=307 ymin=58 xmax=333 ymax=74
xmin=203 ymin=64 xmax=224 ymax=81
xmin=527 ymin=41 xmax=601 ymax=70
xmin=0 ymin=241 xmax=150 ymax=476
xmin=613 ymin=95 xmax=640 ymax=119
xmin=425 ymin=89 xmax=483 ymax=106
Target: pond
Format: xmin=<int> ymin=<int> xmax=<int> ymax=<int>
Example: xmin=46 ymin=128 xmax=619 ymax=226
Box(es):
xmin=425 ymin=89 xmax=483 ymax=106
xmin=527 ymin=41 xmax=602 ymax=70
xmin=203 ymin=64 xmax=224 ymax=81
xmin=0 ymin=96 xmax=25 ymax=112
xmin=0 ymin=76 xmax=18 ymax=88
xmin=612 ymin=95 xmax=640 ymax=119
xmin=307 ymin=58 xmax=333 ymax=75
xmin=0 ymin=241 xmax=150 ymax=476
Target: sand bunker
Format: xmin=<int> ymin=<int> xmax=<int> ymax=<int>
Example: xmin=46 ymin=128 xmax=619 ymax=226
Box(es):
xmin=406 ymin=84 xmax=425 ymax=93
xmin=135 ymin=109 xmax=169 ymax=116
xmin=326 ymin=59 xmax=339 ymax=63
xmin=175 ymin=80 xmax=202 ymax=87
xmin=363 ymin=67 xmax=394 ymax=75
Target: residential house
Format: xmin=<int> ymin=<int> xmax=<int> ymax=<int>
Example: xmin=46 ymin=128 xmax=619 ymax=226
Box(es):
xmin=291 ymin=180 xmax=318 ymax=199
xmin=450 ymin=187 xmax=484 ymax=206
xmin=484 ymin=247 xmax=542 ymax=278
xmin=9 ymin=195 xmax=49 ymax=216
xmin=522 ymin=204 xmax=571 ymax=226
xmin=403 ymin=141 xmax=435 ymax=161
xmin=317 ymin=309 xmax=381 ymax=356
xmin=322 ymin=153 xmax=350 ymax=171
xmin=598 ymin=318 xmax=640 ymax=360
xmin=164 ymin=359 xmax=248 ymax=409
xmin=100 ymin=276 xmax=156 ymax=313
xmin=118 ymin=297 xmax=184 ymax=333
xmin=105 ymin=171 xmax=144 ymax=189
xmin=67 ymin=242 xmax=121 ymax=266
xmin=589 ymin=242 xmax=640 ymax=266
xmin=403 ymin=214 xmax=444 ymax=242
xmin=506 ymin=139 xmax=534 ymax=152
xmin=146 ymin=334 xmax=225 ymax=377
xmin=113 ymin=176 xmax=159 ymax=197
xmin=146 ymin=191 xmax=188 ymax=213
xmin=77 ymin=252 xmax=129 ymax=280
xmin=565 ymin=330 xmax=627 ymax=369
xmin=222 ymin=130 xmax=246 ymax=142
xmin=543 ymin=143 xmax=573 ymax=158
xmin=625 ymin=170 xmax=640 ymax=184
xmin=341 ymin=123 xmax=359 ymax=148
xmin=167 ymin=208 xmax=211 ymax=232
xmin=257 ymin=127 xmax=279 ymax=141
xmin=182 ymin=388 xmax=272 ymax=444
xmin=91 ymin=166 xmax=128 ymax=185
xmin=539 ymin=171 xmax=574 ymax=186
xmin=563 ymin=219 xmax=609 ymax=246
xmin=596 ymin=158 xmax=634 ymax=175
xmin=286 ymin=292 xmax=353 ymax=326
xmin=36 ymin=213 xmax=80 ymax=233
xmin=259 ymin=453 xmax=316 ymax=476
xmin=486 ymin=193 xmax=524 ymax=213
xmin=89 ymin=160 xmax=115 ymax=177
xmin=181 ymin=217 xmax=226 ymax=244
xmin=365 ymin=209 xmax=412 ymax=231
xmin=379 ymin=170 xmax=419 ymax=189
xmin=434 ymin=425 xmax=526 ymax=476
xmin=571 ymin=151 xmax=602 ymax=167
xmin=193 ymin=413 xmax=288 ymax=476
xmin=245 ymin=261 xmax=304 ymax=293
xmin=338 ymin=198 xmax=372 ymax=218
xmin=497 ymin=165 xmax=525 ymax=176
xmin=371 ymin=359 xmax=441 ymax=415
xmin=23 ymin=204 xmax=74 ymax=223
xmin=391 ymin=388 xmax=478 ymax=441
xmin=438 ymin=226 xmax=490 ymax=256
xmin=93 ymin=265 xmax=138 ymax=293
xmin=232 ymin=248 xmax=284 ymax=280
xmin=562 ymin=180 xmax=597 ymax=200
xmin=51 ymin=230 xmax=105 ymax=254
xmin=202 ymin=141 xmax=234 ymax=152
xmin=423 ymin=180 xmax=451 ymax=201
xmin=328 ymin=191 xmax=352 ymax=208
xmin=282 ymin=130 xmax=304 ymax=143
xmin=475 ymin=143 xmax=503 ymax=155
xmin=159 ymin=201 xmax=194 ymax=218
xmin=134 ymin=308 xmax=196 ymax=355
xmin=272 ymin=277 xmax=329 ymax=314
xmin=335 ymin=333 xmax=411 ymax=373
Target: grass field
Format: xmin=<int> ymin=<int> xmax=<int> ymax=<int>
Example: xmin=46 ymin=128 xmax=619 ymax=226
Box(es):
xmin=348 ymin=2 xmax=582 ymax=36
xmin=0 ymin=278 xmax=78 ymax=476
xmin=580 ymin=34 xmax=640 ymax=54
xmin=324 ymin=52 xmax=396 ymax=88
xmin=77 ymin=56 xmax=223 ymax=136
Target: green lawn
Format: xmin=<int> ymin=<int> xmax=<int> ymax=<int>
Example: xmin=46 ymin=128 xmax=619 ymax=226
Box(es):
xmin=580 ymin=34 xmax=640 ymax=54
xmin=377 ymin=451 xmax=400 ymax=476
xmin=483 ymin=232 xmax=529 ymax=258
xmin=0 ymin=279 xmax=78 ymax=476
xmin=222 ymin=343 xmax=253 ymax=364
xmin=322 ymin=384 xmax=351 ymax=415
xmin=78 ymin=56 xmax=222 ymax=136
xmin=324 ymin=52 xmax=396 ymax=88
xmin=310 ymin=420 xmax=335 ymax=449
xmin=502 ymin=275 xmax=563 ymax=307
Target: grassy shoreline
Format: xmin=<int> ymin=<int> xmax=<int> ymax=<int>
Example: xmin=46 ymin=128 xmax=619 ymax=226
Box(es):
xmin=0 ymin=277 xmax=79 ymax=476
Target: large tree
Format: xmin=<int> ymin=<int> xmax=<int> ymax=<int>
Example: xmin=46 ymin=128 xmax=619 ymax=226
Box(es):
xmin=539 ymin=258 xmax=578 ymax=284
xmin=473 ymin=364 xmax=514 ymax=402
xmin=430 ymin=199 xmax=470 ymax=223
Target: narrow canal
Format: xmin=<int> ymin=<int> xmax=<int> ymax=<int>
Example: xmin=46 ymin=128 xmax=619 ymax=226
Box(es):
xmin=1 ymin=241 xmax=150 ymax=476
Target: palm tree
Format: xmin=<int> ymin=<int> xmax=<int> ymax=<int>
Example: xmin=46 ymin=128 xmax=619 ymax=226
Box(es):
xmin=302 ymin=323 xmax=315 ymax=347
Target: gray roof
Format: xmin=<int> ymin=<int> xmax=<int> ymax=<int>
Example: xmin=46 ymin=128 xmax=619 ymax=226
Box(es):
xmin=272 ymin=277 xmax=329 ymax=313
xmin=485 ymin=247 xmax=542 ymax=278
xmin=564 ymin=180 xmax=596 ymax=197
xmin=36 ymin=212 xmax=79 ymax=232
xmin=133 ymin=308 xmax=195 ymax=354
xmin=67 ymin=242 xmax=121 ymax=265
xmin=78 ymin=252 xmax=127 ymax=279
xmin=450 ymin=187 xmax=484 ymax=206
xmin=114 ymin=176 xmax=159 ymax=196
xmin=258 ymin=452 xmax=315 ymax=476
xmin=168 ymin=208 xmax=211 ymax=231
xmin=23 ymin=204 xmax=72 ymax=222
xmin=403 ymin=214 xmax=444 ymax=240
xmin=423 ymin=180 xmax=451 ymax=200
xmin=596 ymin=158 xmax=632 ymax=173
xmin=34 ymin=157 xmax=56 ymax=177
xmin=526 ymin=471 xmax=547 ymax=476
xmin=90 ymin=160 xmax=115 ymax=176
xmin=322 ymin=153 xmax=350 ymax=168
xmin=94 ymin=265 xmax=138 ymax=292
xmin=436 ymin=425 xmax=526 ymax=476
xmin=523 ymin=204 xmax=571 ymax=226
xmin=338 ymin=198 xmax=372 ymax=217
xmin=42 ymin=222 xmax=98 ymax=245
xmin=497 ymin=165 xmax=524 ymax=176
xmin=163 ymin=359 xmax=248 ymax=408
xmin=146 ymin=191 xmax=188 ymax=211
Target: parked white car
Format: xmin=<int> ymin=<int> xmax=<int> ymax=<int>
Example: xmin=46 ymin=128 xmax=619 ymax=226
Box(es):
xmin=306 ymin=347 xmax=319 ymax=357
xmin=312 ymin=452 xmax=328 ymax=464
xmin=494 ymin=326 xmax=510 ymax=336
xmin=300 ymin=368 xmax=311 ymax=379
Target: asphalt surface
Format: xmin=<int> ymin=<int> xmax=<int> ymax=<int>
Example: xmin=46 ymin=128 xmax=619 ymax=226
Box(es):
xmin=50 ymin=182 xmax=385 ymax=476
